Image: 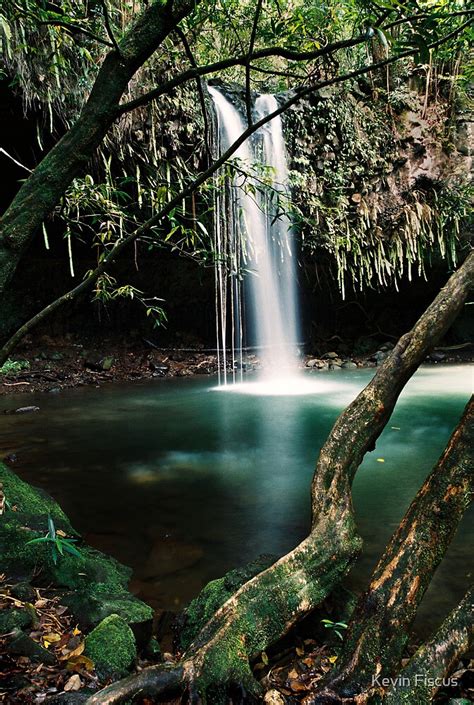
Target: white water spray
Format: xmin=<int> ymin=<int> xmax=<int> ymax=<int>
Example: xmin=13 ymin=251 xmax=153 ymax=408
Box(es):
xmin=209 ymin=87 xmax=300 ymax=388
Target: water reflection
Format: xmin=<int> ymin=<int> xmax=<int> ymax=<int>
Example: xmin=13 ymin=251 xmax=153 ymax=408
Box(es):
xmin=0 ymin=365 xmax=472 ymax=635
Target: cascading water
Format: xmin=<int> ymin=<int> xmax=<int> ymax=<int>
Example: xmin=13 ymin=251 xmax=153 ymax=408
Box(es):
xmin=209 ymin=86 xmax=300 ymax=387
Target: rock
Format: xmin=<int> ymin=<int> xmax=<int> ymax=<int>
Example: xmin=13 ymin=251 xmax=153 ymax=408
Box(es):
xmin=50 ymin=352 xmax=64 ymax=361
xmin=429 ymin=350 xmax=446 ymax=362
xmin=341 ymin=361 xmax=357 ymax=369
xmin=379 ymin=342 xmax=395 ymax=351
xmin=10 ymin=581 xmax=36 ymax=602
xmin=373 ymin=350 xmax=388 ymax=363
xmin=323 ymin=352 xmax=338 ymax=360
xmin=0 ymin=607 xmax=33 ymax=633
xmin=84 ymin=354 xmax=114 ymax=372
xmin=306 ymin=358 xmax=320 ymax=368
xmin=7 ymin=629 xmax=56 ymax=664
xmin=85 ymin=614 xmax=136 ymax=679
xmin=48 ymin=387 xmax=61 ymax=394
xmin=14 ymin=406 xmax=40 ymax=414
xmin=177 ymin=368 xmax=193 ymax=377
xmin=63 ymin=590 xmax=153 ymax=648
xmin=149 ymin=362 xmax=169 ymax=375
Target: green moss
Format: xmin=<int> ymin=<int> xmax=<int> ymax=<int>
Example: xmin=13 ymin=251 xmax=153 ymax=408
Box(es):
xmin=178 ymin=554 xmax=276 ymax=651
xmin=0 ymin=608 xmax=33 ymax=633
xmin=85 ymin=614 xmax=136 ymax=678
xmin=0 ymin=463 xmax=73 ymax=531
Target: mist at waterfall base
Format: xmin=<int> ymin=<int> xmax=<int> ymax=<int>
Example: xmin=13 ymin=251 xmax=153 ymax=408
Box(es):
xmin=1 ymin=365 xmax=472 ymax=638
xmin=209 ymin=87 xmax=309 ymax=395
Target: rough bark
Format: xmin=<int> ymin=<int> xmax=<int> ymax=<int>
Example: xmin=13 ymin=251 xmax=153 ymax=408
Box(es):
xmin=310 ymin=395 xmax=473 ymax=702
xmin=86 ymin=254 xmax=474 ymax=705
xmin=0 ymin=0 xmax=197 ymax=295
xmin=383 ymin=584 xmax=474 ymax=705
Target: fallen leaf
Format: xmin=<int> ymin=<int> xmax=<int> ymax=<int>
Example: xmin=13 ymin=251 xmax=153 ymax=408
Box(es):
xmin=67 ymin=655 xmax=94 ymax=672
xmin=59 ymin=641 xmax=85 ymax=661
xmin=64 ymin=674 xmax=82 ymax=692
xmin=376 ymin=458 xmax=385 ymax=463
xmin=72 ymin=626 xmax=81 ymax=636
xmin=264 ymin=690 xmax=286 ymax=705
xmin=262 ymin=652 xmax=269 ymax=665
xmin=328 ymin=655 xmax=338 ymax=664
xmin=295 ymin=646 xmax=305 ymax=656
xmin=288 ymin=679 xmax=308 ymax=692
xmin=35 ymin=599 xmax=48 ymax=609
xmin=43 ymin=632 xmax=61 ymax=647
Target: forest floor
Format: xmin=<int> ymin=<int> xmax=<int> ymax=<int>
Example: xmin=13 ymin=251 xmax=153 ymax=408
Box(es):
xmin=1 ymin=575 xmax=473 ymax=704
xmin=1 ymin=334 xmax=472 ymax=397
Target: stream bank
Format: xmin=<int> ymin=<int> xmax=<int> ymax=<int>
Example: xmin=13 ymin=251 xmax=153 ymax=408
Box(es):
xmin=1 ymin=335 xmax=472 ymax=397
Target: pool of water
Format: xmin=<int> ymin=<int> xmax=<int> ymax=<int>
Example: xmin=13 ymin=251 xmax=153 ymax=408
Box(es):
xmin=1 ymin=365 xmax=472 ymax=637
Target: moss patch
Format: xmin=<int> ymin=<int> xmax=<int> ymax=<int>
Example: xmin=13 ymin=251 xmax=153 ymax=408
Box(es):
xmin=0 ymin=463 xmax=73 ymax=531
xmin=85 ymin=614 xmax=136 ymax=678
xmin=178 ymin=554 xmax=276 ymax=651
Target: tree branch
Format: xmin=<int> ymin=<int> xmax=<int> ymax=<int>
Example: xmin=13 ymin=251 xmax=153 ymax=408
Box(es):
xmin=175 ymin=26 xmax=212 ymax=156
xmin=245 ymin=0 xmax=263 ymax=126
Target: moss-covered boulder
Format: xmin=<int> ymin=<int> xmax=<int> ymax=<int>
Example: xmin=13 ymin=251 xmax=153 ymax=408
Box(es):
xmin=85 ymin=614 xmax=136 ymax=678
xmin=0 ymin=463 xmax=153 ymax=649
xmin=177 ymin=554 xmax=277 ymax=651
xmin=0 ymin=607 xmax=33 ymax=633
xmin=62 ymin=589 xmax=153 ymax=647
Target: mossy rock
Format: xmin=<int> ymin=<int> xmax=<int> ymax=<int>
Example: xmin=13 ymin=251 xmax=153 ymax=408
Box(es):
xmin=177 ymin=554 xmax=277 ymax=651
xmin=0 ymin=463 xmax=73 ymax=531
xmin=0 ymin=463 xmax=131 ymax=590
xmin=85 ymin=614 xmax=136 ymax=679
xmin=62 ymin=589 xmax=153 ymax=647
xmin=0 ymin=607 xmax=33 ymax=633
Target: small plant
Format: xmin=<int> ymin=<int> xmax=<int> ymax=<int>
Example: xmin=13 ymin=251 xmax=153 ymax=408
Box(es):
xmin=0 ymin=358 xmax=30 ymax=375
xmin=26 ymin=516 xmax=81 ymax=564
xmin=321 ymin=618 xmax=348 ymax=641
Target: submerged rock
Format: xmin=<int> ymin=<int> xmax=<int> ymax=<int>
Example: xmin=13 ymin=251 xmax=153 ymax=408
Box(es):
xmin=85 ymin=614 xmax=136 ymax=678
xmin=143 ymin=538 xmax=203 ymax=579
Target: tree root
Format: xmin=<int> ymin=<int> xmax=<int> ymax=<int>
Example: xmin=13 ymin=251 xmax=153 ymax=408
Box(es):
xmin=87 ymin=253 xmax=474 ymax=704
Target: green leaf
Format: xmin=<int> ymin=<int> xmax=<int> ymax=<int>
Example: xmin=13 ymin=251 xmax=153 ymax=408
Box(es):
xmin=48 ymin=515 xmax=56 ymax=540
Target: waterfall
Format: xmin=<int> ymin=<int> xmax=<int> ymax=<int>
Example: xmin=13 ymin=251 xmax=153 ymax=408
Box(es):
xmin=209 ymin=86 xmax=300 ymax=385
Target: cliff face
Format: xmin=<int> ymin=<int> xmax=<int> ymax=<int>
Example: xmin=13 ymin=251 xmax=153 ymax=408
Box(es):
xmin=1 ymin=75 xmax=472 ymax=347
xmin=283 ymin=84 xmax=472 ymax=296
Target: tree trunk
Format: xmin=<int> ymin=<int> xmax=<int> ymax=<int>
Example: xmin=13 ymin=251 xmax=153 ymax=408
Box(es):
xmin=86 ymin=253 xmax=474 ymax=704
xmin=383 ymin=584 xmax=474 ymax=705
xmin=0 ymin=0 xmax=197 ymax=296
xmin=310 ymin=395 xmax=473 ymax=702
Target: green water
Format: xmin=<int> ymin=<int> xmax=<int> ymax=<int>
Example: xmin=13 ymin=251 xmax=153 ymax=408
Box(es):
xmin=1 ymin=365 xmax=472 ymax=636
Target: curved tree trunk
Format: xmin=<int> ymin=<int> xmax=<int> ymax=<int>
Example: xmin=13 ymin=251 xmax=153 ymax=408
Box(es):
xmin=310 ymin=395 xmax=473 ymax=702
xmin=86 ymin=253 xmax=474 ymax=705
xmin=0 ymin=0 xmax=197 ymax=296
